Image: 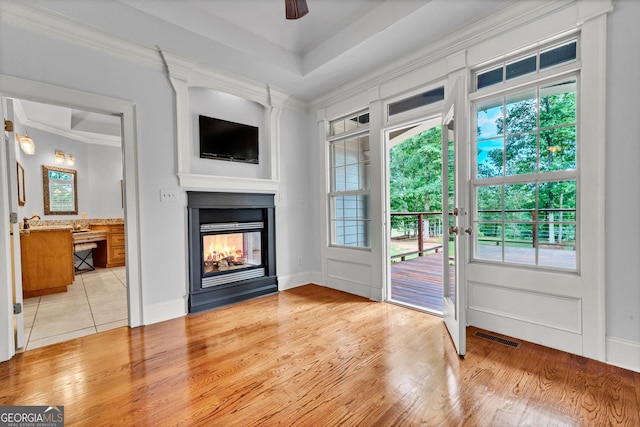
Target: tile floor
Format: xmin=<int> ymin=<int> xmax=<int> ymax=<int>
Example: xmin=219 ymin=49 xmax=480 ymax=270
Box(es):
xmin=22 ymin=267 xmax=128 ymax=350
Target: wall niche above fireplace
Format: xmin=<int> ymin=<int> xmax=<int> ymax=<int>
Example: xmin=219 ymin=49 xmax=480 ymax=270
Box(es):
xmin=160 ymin=49 xmax=290 ymax=194
xmin=187 ymin=192 xmax=277 ymax=313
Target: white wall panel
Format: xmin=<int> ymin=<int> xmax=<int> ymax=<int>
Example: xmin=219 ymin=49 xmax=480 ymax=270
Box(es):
xmin=328 ymin=259 xmax=372 ymax=286
xmin=468 ymin=281 xmax=582 ymax=333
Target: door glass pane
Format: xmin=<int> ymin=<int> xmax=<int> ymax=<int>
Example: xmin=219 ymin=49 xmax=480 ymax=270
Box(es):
xmin=505 ymin=132 xmax=537 ymax=176
xmin=505 ymin=90 xmax=537 ymax=134
xmin=477 ymin=138 xmax=503 ymax=178
xmin=540 ymin=80 xmax=576 ymax=128
xmin=445 ymin=123 xmax=456 ymax=305
xmin=540 ymin=126 xmax=576 ymax=172
xmin=538 ymin=180 xmax=576 ymax=269
xmin=477 ymin=223 xmax=503 ymax=261
xmin=476 ymin=99 xmax=503 ymax=140
xmin=504 ymin=223 xmax=535 ymax=265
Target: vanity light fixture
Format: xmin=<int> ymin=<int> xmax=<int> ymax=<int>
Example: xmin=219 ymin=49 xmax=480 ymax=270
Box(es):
xmin=54 ymin=150 xmax=66 ymax=164
xmin=54 ymin=150 xmax=75 ymax=166
xmin=17 ymin=132 xmax=35 ymax=155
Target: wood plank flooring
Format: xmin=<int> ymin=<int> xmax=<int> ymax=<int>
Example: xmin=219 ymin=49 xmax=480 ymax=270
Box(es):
xmin=1 ymin=284 xmax=638 ymax=426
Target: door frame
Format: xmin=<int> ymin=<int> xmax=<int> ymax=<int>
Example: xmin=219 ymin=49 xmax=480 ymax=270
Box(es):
xmin=383 ymin=115 xmax=444 ymax=314
xmin=0 ymin=74 xmax=143 ymax=362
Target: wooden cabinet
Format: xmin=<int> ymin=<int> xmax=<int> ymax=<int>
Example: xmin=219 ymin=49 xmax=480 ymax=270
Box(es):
xmin=92 ymin=224 xmax=126 ymax=268
xmin=20 ymin=229 xmax=75 ymax=298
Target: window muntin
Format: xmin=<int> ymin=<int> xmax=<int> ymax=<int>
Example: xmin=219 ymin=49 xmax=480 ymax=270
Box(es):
xmin=476 ymin=39 xmax=577 ymax=90
xmin=329 ymin=113 xmax=371 ymax=248
xmin=474 ymin=180 xmax=577 ymax=269
xmin=476 ymin=79 xmax=576 ymax=178
xmin=472 ymin=76 xmax=578 ymax=270
xmin=330 ymin=111 xmax=369 ymax=136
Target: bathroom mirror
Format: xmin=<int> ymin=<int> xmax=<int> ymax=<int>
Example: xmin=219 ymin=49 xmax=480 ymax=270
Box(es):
xmin=42 ymin=165 xmax=78 ymax=215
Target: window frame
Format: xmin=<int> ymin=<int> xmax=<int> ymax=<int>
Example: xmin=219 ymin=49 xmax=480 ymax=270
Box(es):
xmin=470 ymin=70 xmax=580 ymax=272
xmin=473 ymin=36 xmax=579 ymax=91
xmin=327 ymin=111 xmax=371 ymax=249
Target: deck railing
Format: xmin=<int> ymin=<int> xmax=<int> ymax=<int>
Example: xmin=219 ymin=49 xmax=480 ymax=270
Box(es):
xmin=390 ymin=212 xmax=443 ymax=261
xmin=390 ymin=208 xmax=576 ymax=261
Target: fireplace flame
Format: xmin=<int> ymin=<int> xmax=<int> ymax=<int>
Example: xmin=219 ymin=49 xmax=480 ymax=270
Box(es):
xmin=205 ymin=234 xmax=246 ymax=270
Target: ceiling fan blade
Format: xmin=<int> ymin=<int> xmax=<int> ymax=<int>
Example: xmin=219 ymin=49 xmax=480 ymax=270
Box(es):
xmin=285 ymin=0 xmax=309 ymax=20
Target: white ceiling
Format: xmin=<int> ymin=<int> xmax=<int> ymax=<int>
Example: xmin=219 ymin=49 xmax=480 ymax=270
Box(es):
xmin=16 ymin=0 xmax=511 ymax=138
xmin=25 ymin=0 xmax=510 ymax=101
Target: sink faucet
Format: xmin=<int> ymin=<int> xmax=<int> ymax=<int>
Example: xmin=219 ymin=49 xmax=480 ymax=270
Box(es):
xmin=23 ymin=214 xmax=41 ymax=229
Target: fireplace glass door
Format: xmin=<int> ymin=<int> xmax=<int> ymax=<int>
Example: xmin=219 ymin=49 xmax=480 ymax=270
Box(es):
xmin=203 ymin=231 xmax=262 ymax=275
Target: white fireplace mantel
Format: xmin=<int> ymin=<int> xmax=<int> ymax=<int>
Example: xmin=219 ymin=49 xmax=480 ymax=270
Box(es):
xmin=159 ymin=48 xmax=290 ymax=193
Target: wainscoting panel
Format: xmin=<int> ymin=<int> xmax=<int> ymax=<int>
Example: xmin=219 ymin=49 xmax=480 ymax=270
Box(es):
xmin=327 ymin=259 xmax=372 ymax=286
xmin=468 ymin=281 xmax=582 ymax=334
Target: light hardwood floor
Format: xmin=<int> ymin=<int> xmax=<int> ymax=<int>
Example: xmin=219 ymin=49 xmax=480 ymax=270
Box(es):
xmin=2 ymin=284 xmax=638 ymax=426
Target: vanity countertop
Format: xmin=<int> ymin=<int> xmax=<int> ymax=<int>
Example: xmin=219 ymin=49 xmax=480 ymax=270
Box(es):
xmin=19 ymin=218 xmax=124 ymax=236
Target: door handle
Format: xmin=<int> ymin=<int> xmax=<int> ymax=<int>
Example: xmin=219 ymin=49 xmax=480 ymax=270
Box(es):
xmin=464 ymin=227 xmax=473 ymax=235
xmin=449 ymin=226 xmax=459 ymax=235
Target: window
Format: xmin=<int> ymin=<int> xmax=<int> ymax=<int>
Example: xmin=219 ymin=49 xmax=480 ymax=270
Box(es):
xmin=328 ymin=111 xmax=371 ymax=248
xmin=472 ymin=77 xmax=578 ymax=270
xmin=475 ymin=39 xmax=577 ymax=90
xmin=388 ymin=86 xmax=445 ymax=117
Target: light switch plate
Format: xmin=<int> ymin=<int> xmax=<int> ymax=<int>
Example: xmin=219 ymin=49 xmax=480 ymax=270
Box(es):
xmin=160 ymin=189 xmax=178 ymax=202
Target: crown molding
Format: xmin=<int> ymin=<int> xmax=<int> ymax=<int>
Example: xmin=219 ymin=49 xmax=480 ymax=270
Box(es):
xmin=12 ymin=100 xmax=121 ymax=147
xmin=0 ymin=0 xmax=163 ymax=71
xmin=0 ymin=0 xmax=301 ymax=111
xmin=309 ymin=0 xmax=579 ymax=110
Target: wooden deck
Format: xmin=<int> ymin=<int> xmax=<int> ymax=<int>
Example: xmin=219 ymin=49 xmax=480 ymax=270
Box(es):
xmin=390 ymin=243 xmax=576 ymax=313
xmin=390 ymin=252 xmax=445 ymax=313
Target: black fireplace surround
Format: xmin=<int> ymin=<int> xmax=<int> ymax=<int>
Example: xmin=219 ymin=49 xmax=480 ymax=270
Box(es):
xmin=187 ymin=192 xmax=277 ymax=313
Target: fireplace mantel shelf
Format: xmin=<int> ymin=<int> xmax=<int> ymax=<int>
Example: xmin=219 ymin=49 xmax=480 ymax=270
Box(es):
xmin=178 ymin=173 xmax=279 ymax=194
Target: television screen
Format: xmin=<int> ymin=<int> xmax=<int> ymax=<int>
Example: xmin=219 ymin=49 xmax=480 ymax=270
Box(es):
xmin=199 ymin=115 xmax=259 ymax=164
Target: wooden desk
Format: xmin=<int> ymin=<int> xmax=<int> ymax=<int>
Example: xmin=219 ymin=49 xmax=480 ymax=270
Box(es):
xmin=91 ymin=224 xmax=126 ymax=268
xmin=73 ymin=230 xmax=107 ymax=245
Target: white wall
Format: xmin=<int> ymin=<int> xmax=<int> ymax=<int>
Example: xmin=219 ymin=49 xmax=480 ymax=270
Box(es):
xmin=0 ymin=15 xmax=315 ymax=320
xmin=605 ymin=0 xmax=640 ymax=368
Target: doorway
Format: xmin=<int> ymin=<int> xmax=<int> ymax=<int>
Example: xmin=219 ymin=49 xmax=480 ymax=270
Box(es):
xmin=10 ymin=98 xmax=128 ymax=350
xmin=0 ymin=74 xmax=142 ymax=361
xmin=386 ymin=117 xmax=444 ymax=315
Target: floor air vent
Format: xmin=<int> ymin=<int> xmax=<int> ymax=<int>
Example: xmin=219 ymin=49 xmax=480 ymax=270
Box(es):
xmin=474 ymin=331 xmax=521 ymax=348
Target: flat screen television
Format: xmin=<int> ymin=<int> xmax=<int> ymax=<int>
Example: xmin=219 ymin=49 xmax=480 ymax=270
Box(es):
xmin=199 ymin=115 xmax=259 ymax=164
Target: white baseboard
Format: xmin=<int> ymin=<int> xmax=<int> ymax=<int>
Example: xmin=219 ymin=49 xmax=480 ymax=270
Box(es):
xmin=143 ymin=298 xmax=187 ymax=325
xmin=278 ymin=271 xmax=323 ymax=291
xmin=606 ymin=336 xmax=640 ymax=373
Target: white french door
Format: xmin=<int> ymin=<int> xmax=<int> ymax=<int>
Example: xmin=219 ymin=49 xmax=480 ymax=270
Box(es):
xmin=441 ymin=77 xmax=469 ymax=356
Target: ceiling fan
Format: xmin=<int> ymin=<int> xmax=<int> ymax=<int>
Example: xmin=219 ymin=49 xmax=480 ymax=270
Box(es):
xmin=285 ymin=0 xmax=309 ymax=19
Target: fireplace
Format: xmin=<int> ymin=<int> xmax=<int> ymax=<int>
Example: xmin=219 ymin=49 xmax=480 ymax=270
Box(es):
xmin=188 ymin=192 xmax=277 ymax=313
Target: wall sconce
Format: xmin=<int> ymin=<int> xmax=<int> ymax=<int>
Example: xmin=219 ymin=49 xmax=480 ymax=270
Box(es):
xmin=54 ymin=150 xmax=65 ymax=164
xmin=16 ymin=132 xmax=35 ymax=155
xmin=54 ymin=151 xmax=75 ymax=166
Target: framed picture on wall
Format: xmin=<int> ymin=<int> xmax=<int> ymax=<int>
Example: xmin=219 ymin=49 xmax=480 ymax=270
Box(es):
xmin=16 ymin=161 xmax=25 ymax=206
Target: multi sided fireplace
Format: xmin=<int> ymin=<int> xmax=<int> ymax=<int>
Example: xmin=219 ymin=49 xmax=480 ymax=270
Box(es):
xmin=187 ymin=192 xmax=277 ymax=313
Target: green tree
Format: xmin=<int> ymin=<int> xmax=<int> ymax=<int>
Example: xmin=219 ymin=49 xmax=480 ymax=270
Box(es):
xmin=389 ymin=127 xmax=443 ymax=232
xmin=477 ymin=81 xmax=577 ymax=245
